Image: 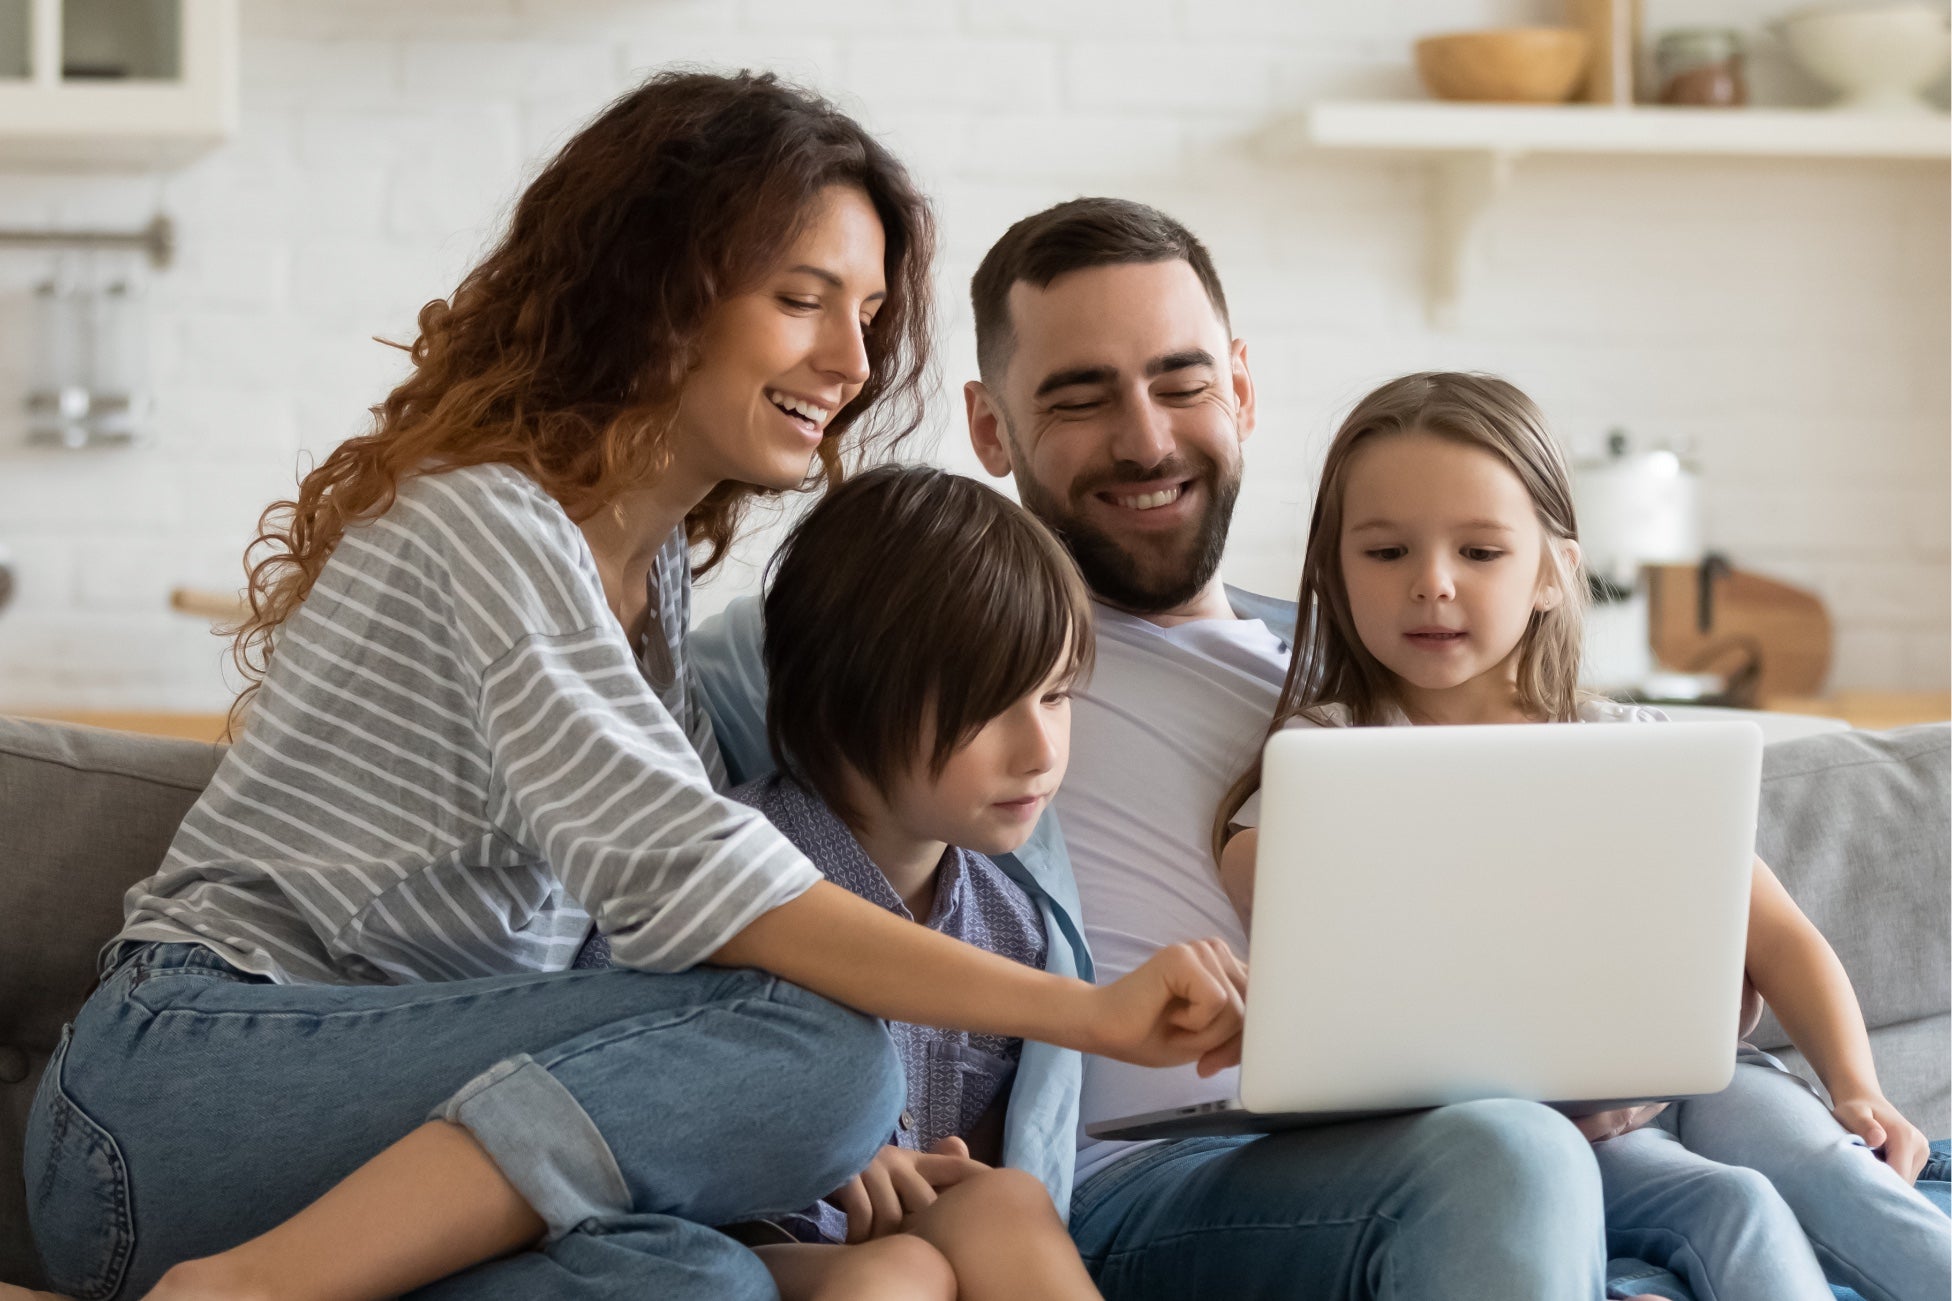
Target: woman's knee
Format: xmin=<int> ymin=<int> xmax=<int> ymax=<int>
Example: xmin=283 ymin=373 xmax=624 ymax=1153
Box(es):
xmin=757 ymin=981 xmax=904 ymax=1184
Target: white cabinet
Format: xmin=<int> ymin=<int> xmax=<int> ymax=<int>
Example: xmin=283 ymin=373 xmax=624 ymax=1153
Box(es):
xmin=0 ymin=0 xmax=237 ymax=169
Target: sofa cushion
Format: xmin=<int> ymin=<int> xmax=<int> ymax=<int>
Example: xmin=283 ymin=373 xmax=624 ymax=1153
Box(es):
xmin=1749 ymin=724 xmax=1950 ymax=1135
xmin=0 ymin=716 xmax=224 ymax=1287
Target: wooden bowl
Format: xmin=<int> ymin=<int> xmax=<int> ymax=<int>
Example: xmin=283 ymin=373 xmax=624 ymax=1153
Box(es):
xmin=1414 ymin=27 xmax=1593 ymax=103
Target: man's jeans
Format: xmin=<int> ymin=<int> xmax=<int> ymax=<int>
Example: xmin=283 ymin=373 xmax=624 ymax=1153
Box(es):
xmin=25 ymin=942 xmax=902 ymax=1300
xmin=1069 ymin=1098 xmax=1607 ymax=1299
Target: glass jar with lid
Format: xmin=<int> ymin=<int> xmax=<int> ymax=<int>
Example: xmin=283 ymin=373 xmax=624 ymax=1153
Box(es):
xmin=1655 ymin=28 xmax=1748 ymax=106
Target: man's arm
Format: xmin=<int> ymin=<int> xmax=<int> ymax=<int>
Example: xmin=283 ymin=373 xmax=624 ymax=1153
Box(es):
xmin=690 ymin=594 xmax=777 ymax=786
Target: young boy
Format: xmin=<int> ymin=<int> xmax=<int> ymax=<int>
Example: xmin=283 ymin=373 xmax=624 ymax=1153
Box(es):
xmin=723 ymin=464 xmax=1107 ymax=1301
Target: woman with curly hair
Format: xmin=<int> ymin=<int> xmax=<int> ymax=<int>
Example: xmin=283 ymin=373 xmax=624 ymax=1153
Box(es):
xmin=16 ymin=72 xmax=1243 ymax=1301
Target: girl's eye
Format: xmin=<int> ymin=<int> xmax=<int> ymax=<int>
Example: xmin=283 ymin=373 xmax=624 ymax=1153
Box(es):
xmin=1464 ymin=547 xmax=1504 ymax=562
xmin=777 ymin=295 xmax=820 ymax=312
xmin=1365 ymin=546 xmax=1406 ymax=561
xmin=1042 ymin=690 xmax=1072 ymax=706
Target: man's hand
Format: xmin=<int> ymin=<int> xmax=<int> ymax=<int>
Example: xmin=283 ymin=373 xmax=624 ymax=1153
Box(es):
xmin=1832 ymin=1093 xmax=1930 ymax=1184
xmin=826 ymin=1140 xmax=988 ymax=1243
xmin=1083 ymin=939 xmax=1248 ymax=1076
xmin=1573 ymin=1103 xmax=1668 ymax=1143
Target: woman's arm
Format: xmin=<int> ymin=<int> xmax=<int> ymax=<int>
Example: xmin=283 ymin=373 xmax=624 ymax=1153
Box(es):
xmin=712 ymin=879 xmax=1246 ymax=1076
xmin=1744 ymin=855 xmax=1929 ymax=1181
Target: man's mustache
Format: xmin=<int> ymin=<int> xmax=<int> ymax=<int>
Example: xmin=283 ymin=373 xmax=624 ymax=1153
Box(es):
xmin=1071 ymin=457 xmax=1210 ymax=499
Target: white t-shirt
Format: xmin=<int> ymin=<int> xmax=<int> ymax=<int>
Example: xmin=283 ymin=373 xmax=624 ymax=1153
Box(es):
xmin=1065 ymin=607 xmax=1666 ymax=1181
xmin=1061 ymin=603 xmax=1290 ymax=1182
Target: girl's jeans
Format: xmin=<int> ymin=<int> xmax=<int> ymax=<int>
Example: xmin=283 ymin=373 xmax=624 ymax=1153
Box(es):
xmin=1594 ymin=1060 xmax=1952 ymax=1301
xmin=24 ymin=941 xmax=902 ymax=1300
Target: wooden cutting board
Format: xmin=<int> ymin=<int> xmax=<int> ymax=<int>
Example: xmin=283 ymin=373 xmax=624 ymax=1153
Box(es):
xmin=1647 ymin=563 xmax=1833 ymax=701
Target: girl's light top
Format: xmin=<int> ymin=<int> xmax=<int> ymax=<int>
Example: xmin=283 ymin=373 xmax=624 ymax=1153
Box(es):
xmin=113 ymin=463 xmax=821 ymax=985
xmin=1232 ymin=697 xmax=1667 ymax=828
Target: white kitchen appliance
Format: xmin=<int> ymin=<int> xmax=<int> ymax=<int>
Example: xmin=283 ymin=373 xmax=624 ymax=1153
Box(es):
xmin=1573 ymin=431 xmax=1719 ymax=700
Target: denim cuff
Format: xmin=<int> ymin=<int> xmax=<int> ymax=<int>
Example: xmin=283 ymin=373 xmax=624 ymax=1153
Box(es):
xmin=433 ymin=1053 xmax=632 ymax=1241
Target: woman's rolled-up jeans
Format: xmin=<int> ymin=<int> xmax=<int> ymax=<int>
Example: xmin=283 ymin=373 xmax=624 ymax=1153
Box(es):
xmin=25 ymin=941 xmax=902 ymax=1300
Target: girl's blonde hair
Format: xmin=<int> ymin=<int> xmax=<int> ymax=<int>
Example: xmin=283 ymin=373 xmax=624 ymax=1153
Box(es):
xmin=1212 ymin=372 xmax=1589 ymax=859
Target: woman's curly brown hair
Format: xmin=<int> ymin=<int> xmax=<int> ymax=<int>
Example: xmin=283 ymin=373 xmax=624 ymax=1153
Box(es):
xmin=227 ymin=69 xmax=936 ymax=734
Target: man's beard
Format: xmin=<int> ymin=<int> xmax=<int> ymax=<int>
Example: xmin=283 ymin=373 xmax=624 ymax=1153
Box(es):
xmin=1016 ymin=450 xmax=1241 ymax=615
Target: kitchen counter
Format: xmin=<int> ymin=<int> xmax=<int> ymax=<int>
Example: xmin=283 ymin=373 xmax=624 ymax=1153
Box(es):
xmin=1763 ymin=692 xmax=1952 ymax=732
xmin=11 ymin=694 xmax=1949 ymax=749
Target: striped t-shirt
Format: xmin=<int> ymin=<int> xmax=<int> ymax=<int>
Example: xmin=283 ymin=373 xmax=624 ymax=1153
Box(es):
xmin=115 ymin=462 xmax=821 ymax=984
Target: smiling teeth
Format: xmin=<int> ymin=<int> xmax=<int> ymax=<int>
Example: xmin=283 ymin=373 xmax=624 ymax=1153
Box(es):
xmin=767 ymin=391 xmax=831 ymax=425
xmin=1114 ymin=486 xmax=1182 ymax=510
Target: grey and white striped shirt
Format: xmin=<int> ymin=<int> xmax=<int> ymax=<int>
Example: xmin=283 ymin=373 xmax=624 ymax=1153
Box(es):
xmin=115 ymin=462 xmax=820 ymax=984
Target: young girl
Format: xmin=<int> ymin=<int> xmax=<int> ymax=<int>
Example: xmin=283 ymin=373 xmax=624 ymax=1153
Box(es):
xmin=1214 ymin=372 xmax=1949 ymax=1301
xmin=723 ymin=462 xmax=1116 ymax=1300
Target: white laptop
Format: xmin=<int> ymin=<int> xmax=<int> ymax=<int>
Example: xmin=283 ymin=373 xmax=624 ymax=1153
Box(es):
xmin=1088 ymin=720 xmax=1762 ymax=1141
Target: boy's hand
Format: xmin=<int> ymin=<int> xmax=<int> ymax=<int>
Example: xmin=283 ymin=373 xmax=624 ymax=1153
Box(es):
xmin=1831 ymin=1093 xmax=1930 ymax=1184
xmin=1084 ymin=939 xmax=1247 ymax=1076
xmin=827 ymin=1140 xmax=988 ymax=1242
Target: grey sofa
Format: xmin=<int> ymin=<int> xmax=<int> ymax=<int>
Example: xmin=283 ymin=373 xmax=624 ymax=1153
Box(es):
xmin=2 ymin=714 xmax=1947 ymax=1289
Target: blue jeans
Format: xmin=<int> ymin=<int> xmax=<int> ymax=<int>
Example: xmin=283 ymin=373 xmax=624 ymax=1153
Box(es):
xmin=1068 ymin=1098 xmax=1608 ymax=1299
xmin=24 ymin=941 xmax=902 ymax=1300
xmin=1596 ymin=1062 xmax=1952 ymax=1301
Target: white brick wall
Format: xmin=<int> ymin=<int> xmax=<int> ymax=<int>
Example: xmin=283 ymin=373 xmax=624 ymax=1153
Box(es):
xmin=0 ymin=0 xmax=1945 ymax=711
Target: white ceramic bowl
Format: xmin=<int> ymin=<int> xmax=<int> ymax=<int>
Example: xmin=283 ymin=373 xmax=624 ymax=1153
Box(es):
xmin=1780 ymin=2 xmax=1952 ymax=112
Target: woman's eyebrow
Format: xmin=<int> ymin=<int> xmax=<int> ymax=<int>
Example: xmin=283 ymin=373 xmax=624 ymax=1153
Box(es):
xmin=785 ymin=264 xmax=886 ymax=302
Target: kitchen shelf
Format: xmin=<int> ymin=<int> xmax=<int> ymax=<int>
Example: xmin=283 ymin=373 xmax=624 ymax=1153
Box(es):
xmin=1279 ymin=101 xmax=1951 ymax=161
xmin=0 ymin=0 xmax=238 ymax=169
xmin=1266 ymin=101 xmax=1951 ymax=325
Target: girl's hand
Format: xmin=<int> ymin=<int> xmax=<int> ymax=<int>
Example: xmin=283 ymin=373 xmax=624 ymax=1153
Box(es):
xmin=1831 ymin=1094 xmax=1931 ymax=1184
xmin=827 ymin=1141 xmax=988 ymax=1243
xmin=1083 ymin=940 xmax=1248 ymax=1076
xmin=1572 ymin=1103 xmax=1668 ymax=1143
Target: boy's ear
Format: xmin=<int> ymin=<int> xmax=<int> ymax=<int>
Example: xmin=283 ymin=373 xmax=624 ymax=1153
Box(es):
xmin=965 ymin=381 xmax=1015 ymax=478
xmin=1535 ymin=539 xmax=1582 ymax=611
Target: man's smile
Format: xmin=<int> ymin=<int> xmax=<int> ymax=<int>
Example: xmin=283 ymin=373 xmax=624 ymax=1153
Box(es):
xmin=1084 ymin=477 xmax=1200 ymax=532
xmin=1103 ymin=483 xmax=1184 ymax=511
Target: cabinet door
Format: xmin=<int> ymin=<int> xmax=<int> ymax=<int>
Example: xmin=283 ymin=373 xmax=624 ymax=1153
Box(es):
xmin=0 ymin=0 xmax=236 ymax=168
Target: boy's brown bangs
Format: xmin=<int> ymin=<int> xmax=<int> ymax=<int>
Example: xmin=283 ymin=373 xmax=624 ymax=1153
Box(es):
xmin=762 ymin=466 xmax=1093 ymax=826
xmin=920 ymin=511 xmax=1095 ymax=777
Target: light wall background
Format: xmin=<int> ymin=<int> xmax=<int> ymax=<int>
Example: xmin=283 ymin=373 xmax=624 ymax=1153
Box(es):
xmin=0 ymin=0 xmax=1946 ymax=711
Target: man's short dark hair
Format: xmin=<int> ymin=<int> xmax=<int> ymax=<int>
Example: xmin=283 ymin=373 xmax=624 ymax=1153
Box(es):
xmin=763 ymin=465 xmax=1095 ymax=828
xmin=970 ymin=197 xmax=1231 ymax=388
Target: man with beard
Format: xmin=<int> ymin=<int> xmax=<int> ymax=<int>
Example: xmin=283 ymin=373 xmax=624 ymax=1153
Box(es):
xmin=955 ymin=197 xmax=1607 ymax=1299
xmin=694 ymin=198 xmax=1609 ymax=1298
